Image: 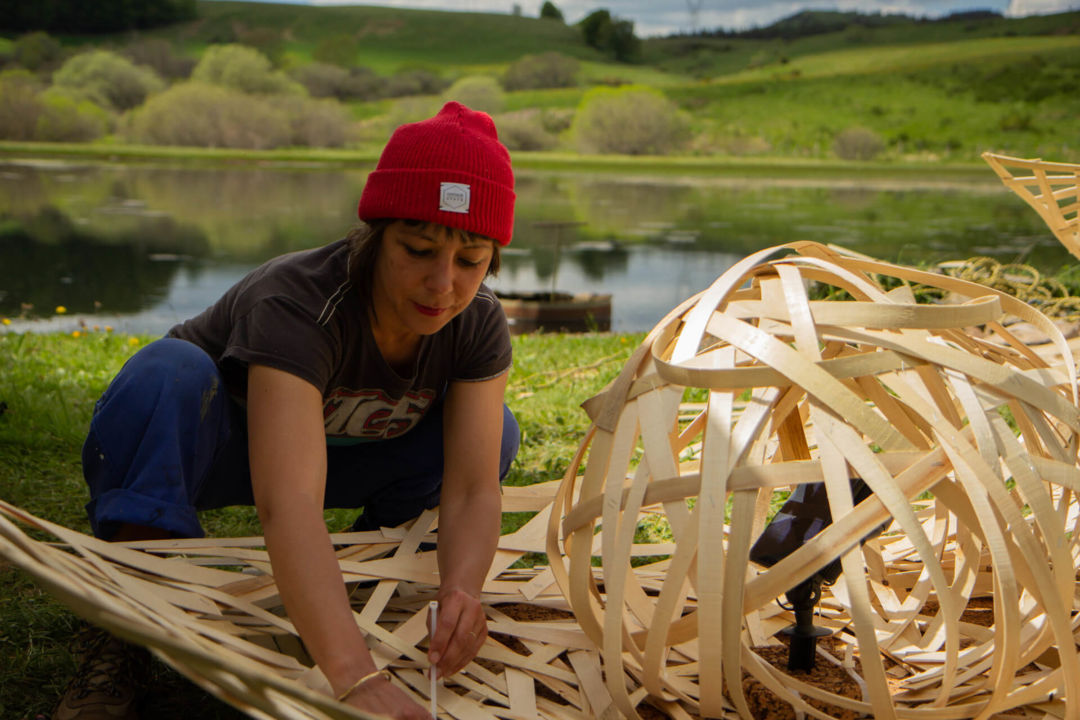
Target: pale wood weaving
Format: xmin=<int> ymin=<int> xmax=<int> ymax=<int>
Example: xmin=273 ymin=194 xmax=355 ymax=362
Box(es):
xmin=546 ymin=240 xmax=1080 ymax=719
xmin=0 ymin=483 xmax=606 ymax=720
xmin=7 ymin=241 xmax=1080 ymax=719
xmin=983 ymin=152 xmax=1080 ymax=261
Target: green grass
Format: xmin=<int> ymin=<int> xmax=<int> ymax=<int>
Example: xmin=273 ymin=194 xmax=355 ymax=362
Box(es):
xmin=0 ymin=328 xmax=641 ymax=718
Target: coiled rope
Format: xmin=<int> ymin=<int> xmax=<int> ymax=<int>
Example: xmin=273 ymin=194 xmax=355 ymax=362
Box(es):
xmin=938 ymin=257 xmax=1080 ymax=321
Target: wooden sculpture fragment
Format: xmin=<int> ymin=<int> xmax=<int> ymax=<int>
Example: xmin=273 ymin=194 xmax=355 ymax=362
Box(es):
xmin=546 ymin=241 xmax=1080 ymax=719
xmin=983 ymin=151 xmax=1080 ymax=262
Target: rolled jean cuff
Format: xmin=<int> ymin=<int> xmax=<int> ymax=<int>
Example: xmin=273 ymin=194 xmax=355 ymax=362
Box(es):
xmin=87 ymin=488 xmax=204 ymax=540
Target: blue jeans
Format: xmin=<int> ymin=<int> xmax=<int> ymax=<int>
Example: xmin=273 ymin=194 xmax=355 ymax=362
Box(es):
xmin=82 ymin=338 xmax=520 ymax=540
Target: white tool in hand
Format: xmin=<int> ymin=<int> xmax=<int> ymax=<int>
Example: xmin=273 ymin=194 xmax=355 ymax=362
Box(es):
xmin=429 ymin=600 xmax=438 ymax=718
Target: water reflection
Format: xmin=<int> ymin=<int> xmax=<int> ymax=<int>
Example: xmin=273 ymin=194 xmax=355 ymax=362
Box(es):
xmin=0 ymin=158 xmax=1067 ymax=334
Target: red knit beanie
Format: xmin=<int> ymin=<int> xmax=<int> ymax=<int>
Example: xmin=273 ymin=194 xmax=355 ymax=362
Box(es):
xmin=358 ymin=101 xmax=516 ymax=246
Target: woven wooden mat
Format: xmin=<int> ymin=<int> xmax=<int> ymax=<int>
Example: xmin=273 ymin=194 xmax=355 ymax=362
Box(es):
xmin=0 ymin=482 xmax=615 ymax=720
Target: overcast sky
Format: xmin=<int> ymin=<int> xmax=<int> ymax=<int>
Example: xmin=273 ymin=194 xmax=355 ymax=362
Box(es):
xmin=298 ymin=0 xmax=1080 ymax=36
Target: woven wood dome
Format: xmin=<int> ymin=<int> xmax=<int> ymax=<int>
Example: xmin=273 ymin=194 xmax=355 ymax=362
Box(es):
xmin=546 ymin=241 xmax=1080 ymax=719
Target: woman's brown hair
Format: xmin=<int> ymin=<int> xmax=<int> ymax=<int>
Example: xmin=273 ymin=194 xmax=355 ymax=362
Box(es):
xmin=346 ymin=219 xmax=502 ymax=309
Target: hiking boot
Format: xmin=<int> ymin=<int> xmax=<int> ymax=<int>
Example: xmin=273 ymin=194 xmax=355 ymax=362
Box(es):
xmin=53 ymin=627 xmax=147 ymax=720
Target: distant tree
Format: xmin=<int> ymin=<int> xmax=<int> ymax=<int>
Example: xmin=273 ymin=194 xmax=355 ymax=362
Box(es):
xmin=192 ymin=44 xmax=304 ymax=96
xmin=579 ymin=9 xmax=640 ymax=62
xmin=604 ymin=18 xmax=641 ymax=62
xmin=580 ymin=9 xmax=612 ymax=49
xmin=1 ymin=0 xmax=196 ymax=34
xmin=443 ymin=75 xmax=504 ymax=115
xmin=540 ymin=2 xmax=564 ymax=21
xmin=502 ymin=52 xmax=578 ymax=91
xmin=53 ymin=50 xmax=165 ymax=111
xmin=572 ymin=85 xmax=690 ymax=155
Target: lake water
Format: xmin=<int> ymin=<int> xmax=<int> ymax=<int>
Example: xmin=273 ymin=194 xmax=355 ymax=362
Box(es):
xmin=0 ymin=157 xmax=1066 ymax=334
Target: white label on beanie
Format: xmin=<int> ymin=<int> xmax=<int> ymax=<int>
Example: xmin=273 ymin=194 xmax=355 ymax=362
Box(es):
xmin=439 ymin=182 xmax=470 ymax=214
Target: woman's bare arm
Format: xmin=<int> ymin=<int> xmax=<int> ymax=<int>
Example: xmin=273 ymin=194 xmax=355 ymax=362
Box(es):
xmin=247 ymin=364 xmax=430 ymax=718
xmin=428 ymin=372 xmax=508 ymax=677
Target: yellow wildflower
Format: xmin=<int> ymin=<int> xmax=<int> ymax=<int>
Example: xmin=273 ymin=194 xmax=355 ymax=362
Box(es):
xmin=55 ymin=306 xmax=67 ymax=314
xmin=105 ymin=326 xmax=114 ymax=332
xmin=128 ymin=337 xmax=140 ymax=346
xmin=72 ymin=331 xmax=82 ymax=338
xmin=2 ymin=318 xmax=10 ymax=325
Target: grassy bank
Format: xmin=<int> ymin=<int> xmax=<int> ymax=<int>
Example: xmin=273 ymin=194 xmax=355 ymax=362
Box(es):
xmin=0 ymin=329 xmax=640 ymax=719
xmin=0 ymin=139 xmax=994 ymax=179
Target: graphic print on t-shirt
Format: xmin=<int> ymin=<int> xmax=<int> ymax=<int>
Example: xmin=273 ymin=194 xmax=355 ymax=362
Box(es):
xmin=323 ymin=387 xmax=435 ymax=439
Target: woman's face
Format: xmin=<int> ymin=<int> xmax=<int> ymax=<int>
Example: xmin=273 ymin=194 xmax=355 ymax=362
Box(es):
xmin=371 ymin=220 xmax=494 ymax=338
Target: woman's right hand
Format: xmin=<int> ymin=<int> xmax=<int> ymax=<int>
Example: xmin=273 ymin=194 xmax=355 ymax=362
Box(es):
xmin=343 ymin=674 xmax=433 ymax=719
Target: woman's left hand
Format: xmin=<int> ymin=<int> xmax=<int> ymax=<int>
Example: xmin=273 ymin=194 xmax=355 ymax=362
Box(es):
xmin=429 ymin=586 xmax=487 ymax=679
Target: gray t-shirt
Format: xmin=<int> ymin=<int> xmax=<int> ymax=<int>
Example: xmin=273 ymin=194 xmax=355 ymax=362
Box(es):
xmin=168 ymin=239 xmax=512 ymax=442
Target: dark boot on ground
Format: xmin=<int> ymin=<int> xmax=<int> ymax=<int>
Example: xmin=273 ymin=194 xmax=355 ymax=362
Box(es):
xmin=52 ymin=626 xmax=148 ymax=720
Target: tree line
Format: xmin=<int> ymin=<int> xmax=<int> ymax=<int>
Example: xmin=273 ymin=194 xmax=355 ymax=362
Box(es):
xmin=1 ymin=0 xmax=196 ymax=34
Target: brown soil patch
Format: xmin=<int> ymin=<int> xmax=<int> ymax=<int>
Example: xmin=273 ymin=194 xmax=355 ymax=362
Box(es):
xmin=485 ymin=598 xmax=1010 ymax=718
xmin=736 ymin=635 xmax=865 ymax=720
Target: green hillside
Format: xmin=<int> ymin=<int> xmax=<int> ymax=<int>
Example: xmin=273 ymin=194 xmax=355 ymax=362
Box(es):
xmin=153 ymin=1 xmax=608 ymax=73
xmin=1 ymin=2 xmax=1078 ymax=162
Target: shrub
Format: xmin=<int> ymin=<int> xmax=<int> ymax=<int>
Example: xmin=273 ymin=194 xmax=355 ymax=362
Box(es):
xmin=340 ymin=67 xmax=385 ymax=101
xmin=192 ymin=44 xmax=304 ymax=96
xmin=278 ymin=95 xmax=352 ymax=147
xmin=52 ymin=49 xmax=165 ymax=111
xmin=443 ymin=75 xmax=504 ymax=115
xmin=572 ymin=85 xmax=689 ymax=155
xmin=833 ymin=126 xmax=885 ymax=160
xmin=502 ymin=52 xmax=579 ymax=91
xmin=12 ymin=31 xmax=64 ymax=72
xmin=35 ymin=87 xmax=110 ymax=141
xmin=0 ymin=69 xmax=43 ymax=140
xmin=493 ymin=110 xmax=557 ymax=151
xmin=290 ymin=63 xmax=383 ymax=101
xmin=123 ymin=38 xmax=194 ymax=80
xmin=126 ymin=82 xmax=291 ymax=149
xmin=291 ymin=62 xmax=350 ymax=98
xmin=383 ymin=68 xmax=448 ymax=98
